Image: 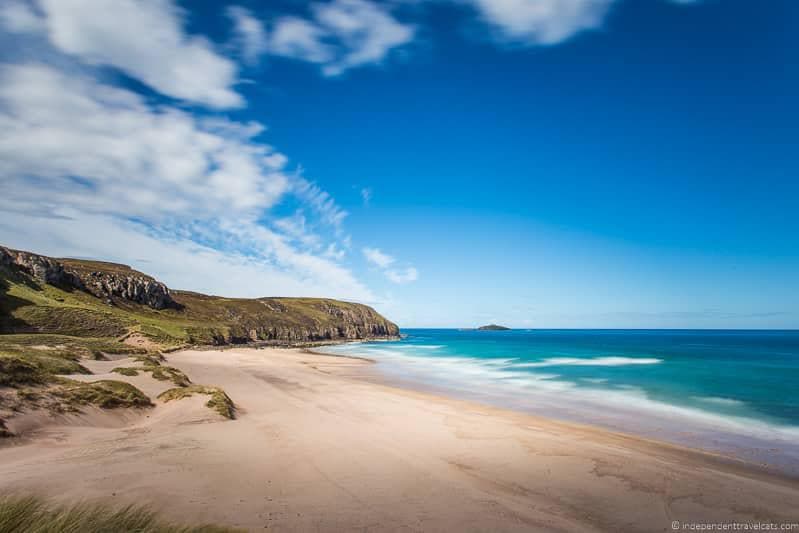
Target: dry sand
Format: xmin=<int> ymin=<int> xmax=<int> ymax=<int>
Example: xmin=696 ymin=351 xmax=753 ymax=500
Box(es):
xmin=1 ymin=347 xmax=798 ymax=532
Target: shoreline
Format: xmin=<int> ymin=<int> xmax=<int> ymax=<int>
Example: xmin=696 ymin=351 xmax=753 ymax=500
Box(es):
xmin=1 ymin=346 xmax=798 ymax=531
xmin=314 ymin=338 xmax=799 ymax=478
xmin=307 ymin=345 xmax=799 ymax=482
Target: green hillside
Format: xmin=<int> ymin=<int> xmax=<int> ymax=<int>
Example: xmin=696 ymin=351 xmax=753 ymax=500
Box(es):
xmin=1 ymin=245 xmax=399 ymax=347
xmin=0 ymin=245 xmax=399 ymax=435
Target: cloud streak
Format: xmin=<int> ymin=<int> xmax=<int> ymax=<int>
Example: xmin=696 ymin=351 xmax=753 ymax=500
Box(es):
xmin=363 ymin=248 xmax=419 ymax=284
xmin=227 ymin=5 xmax=268 ymax=64
xmin=235 ymin=0 xmax=414 ymax=75
xmin=16 ymin=0 xmax=244 ymax=108
xmin=363 ymin=247 xmax=395 ymax=268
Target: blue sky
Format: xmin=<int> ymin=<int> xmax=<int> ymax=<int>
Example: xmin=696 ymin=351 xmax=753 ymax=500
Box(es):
xmin=0 ymin=0 xmax=797 ymax=328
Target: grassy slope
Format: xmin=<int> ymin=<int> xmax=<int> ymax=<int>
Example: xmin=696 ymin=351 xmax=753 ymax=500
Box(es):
xmin=1 ymin=257 xmax=398 ymax=347
xmin=0 ymin=494 xmax=238 ymax=532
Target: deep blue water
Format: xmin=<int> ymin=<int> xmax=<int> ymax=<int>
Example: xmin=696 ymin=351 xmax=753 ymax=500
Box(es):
xmin=320 ymin=329 xmax=799 ymax=473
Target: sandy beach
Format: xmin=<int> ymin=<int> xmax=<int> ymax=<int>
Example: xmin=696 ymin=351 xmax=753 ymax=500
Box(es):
xmin=1 ymin=347 xmax=798 ymax=532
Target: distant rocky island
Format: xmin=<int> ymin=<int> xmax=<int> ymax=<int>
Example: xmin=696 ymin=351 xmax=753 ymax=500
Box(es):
xmin=477 ymin=324 xmax=511 ymax=331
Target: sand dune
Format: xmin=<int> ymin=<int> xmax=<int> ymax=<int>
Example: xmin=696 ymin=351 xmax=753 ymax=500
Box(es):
xmin=1 ymin=347 xmax=798 ymax=532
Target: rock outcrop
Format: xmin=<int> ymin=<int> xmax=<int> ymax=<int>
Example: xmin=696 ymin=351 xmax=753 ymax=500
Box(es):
xmin=1 ymin=246 xmax=84 ymax=288
xmin=222 ymin=299 xmax=399 ymax=343
xmin=79 ymin=270 xmax=177 ymax=310
xmin=1 ymin=246 xmax=177 ymax=310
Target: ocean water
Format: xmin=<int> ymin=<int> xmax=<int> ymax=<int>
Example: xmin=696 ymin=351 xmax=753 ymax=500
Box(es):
xmin=319 ymin=329 xmax=799 ymax=474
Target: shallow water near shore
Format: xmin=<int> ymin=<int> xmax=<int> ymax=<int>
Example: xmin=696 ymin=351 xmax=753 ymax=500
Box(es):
xmin=319 ymin=329 xmax=799 ymax=475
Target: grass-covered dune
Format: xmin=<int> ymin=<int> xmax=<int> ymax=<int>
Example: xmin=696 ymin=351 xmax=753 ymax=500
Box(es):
xmin=1 ymin=245 xmax=399 ymax=347
xmin=0 ymin=494 xmax=238 ymax=533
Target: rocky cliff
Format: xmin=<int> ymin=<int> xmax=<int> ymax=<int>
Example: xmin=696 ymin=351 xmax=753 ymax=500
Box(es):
xmin=0 ymin=246 xmax=399 ymax=345
xmin=1 ymin=247 xmax=177 ymax=310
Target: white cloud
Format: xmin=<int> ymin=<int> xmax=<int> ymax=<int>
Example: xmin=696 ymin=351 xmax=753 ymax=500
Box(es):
xmin=269 ymin=16 xmax=334 ymax=64
xmin=227 ymin=5 xmax=268 ymax=64
xmin=0 ymin=0 xmax=45 ymax=33
xmin=360 ymin=187 xmax=372 ymax=206
xmin=0 ymin=211 xmax=374 ymax=301
xmin=28 ymin=0 xmax=241 ymax=108
xmin=363 ymin=247 xmax=395 ymax=268
xmin=461 ymin=0 xmax=697 ymax=45
xmin=363 ymin=247 xmax=418 ymax=284
xmin=386 ymin=267 xmax=419 ymax=284
xmin=465 ymin=0 xmax=613 ymax=45
xmin=313 ymin=0 xmax=415 ymax=75
xmin=0 ymin=63 xmax=282 ymax=218
xmin=0 ymin=61 xmax=373 ymax=302
xmin=292 ymin=176 xmax=349 ymax=231
xmin=267 ymin=0 xmax=414 ymax=75
xmin=274 ymin=210 xmax=322 ymax=249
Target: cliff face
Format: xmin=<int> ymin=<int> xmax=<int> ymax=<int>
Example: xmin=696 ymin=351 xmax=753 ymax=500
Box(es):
xmin=1 ymin=247 xmax=84 ymax=288
xmin=0 ymin=246 xmax=399 ymax=345
xmin=217 ymin=298 xmax=399 ymax=343
xmin=1 ymin=247 xmax=177 ymax=310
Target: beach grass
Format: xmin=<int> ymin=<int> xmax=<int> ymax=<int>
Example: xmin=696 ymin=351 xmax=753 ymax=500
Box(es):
xmin=113 ymin=364 xmax=191 ymax=387
xmin=0 ymin=353 xmax=89 ymax=387
xmin=158 ymin=386 xmax=235 ymax=419
xmin=0 ymin=333 xmax=145 ymax=363
xmin=111 ymin=366 xmax=140 ymax=376
xmin=0 ymin=494 xmax=238 ymax=532
xmin=53 ymin=379 xmax=153 ymax=410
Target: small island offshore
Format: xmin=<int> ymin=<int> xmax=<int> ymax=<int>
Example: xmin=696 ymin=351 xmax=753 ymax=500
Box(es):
xmin=477 ymin=324 xmax=511 ymax=331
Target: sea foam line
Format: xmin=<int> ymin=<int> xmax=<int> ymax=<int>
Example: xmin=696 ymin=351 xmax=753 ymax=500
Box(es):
xmin=515 ymin=356 xmax=662 ymax=367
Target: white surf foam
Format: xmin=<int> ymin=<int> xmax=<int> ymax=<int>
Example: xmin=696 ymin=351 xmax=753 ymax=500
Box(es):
xmin=515 ymin=356 xmax=662 ymax=367
xmin=324 ymin=344 xmax=799 ymax=445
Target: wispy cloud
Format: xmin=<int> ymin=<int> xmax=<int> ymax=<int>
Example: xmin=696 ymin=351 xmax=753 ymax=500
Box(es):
xmin=216 ymin=0 xmax=701 ymax=77
xmin=312 ymin=0 xmax=415 ymax=76
xmin=245 ymin=0 xmax=415 ymax=75
xmin=385 ymin=267 xmax=418 ymax=284
xmin=5 ymin=0 xmax=243 ymax=108
xmin=0 ymin=0 xmax=44 ymax=33
xmin=268 ymin=15 xmax=334 ymax=63
xmin=360 ymin=187 xmax=373 ymax=206
xmin=363 ymin=247 xmax=419 ymax=284
xmin=0 ymin=211 xmax=373 ymax=301
xmin=463 ymin=0 xmax=613 ymax=45
xmin=291 ymin=176 xmax=349 ymax=231
xmin=363 ymin=247 xmax=395 ymax=268
xmin=459 ymin=0 xmax=698 ymax=45
xmin=0 ymin=63 xmax=285 ymax=217
xmin=227 ymin=5 xmax=268 ymax=64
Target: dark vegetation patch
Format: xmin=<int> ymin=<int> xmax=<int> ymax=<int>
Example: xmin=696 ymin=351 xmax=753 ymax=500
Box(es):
xmin=0 ymin=418 xmax=12 ymax=438
xmin=0 ymin=353 xmax=88 ymax=387
xmin=158 ymin=386 xmax=235 ymax=419
xmin=111 ymin=367 xmax=140 ymax=376
xmin=53 ymin=380 xmax=153 ymax=409
xmin=112 ymin=364 xmax=191 ymax=387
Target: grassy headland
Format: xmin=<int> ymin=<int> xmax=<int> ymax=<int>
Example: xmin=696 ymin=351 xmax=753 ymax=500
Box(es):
xmin=1 ymin=245 xmax=397 ymax=434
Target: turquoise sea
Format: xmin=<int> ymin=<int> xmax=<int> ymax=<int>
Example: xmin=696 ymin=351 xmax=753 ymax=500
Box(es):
xmin=319 ymin=329 xmax=799 ymax=474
